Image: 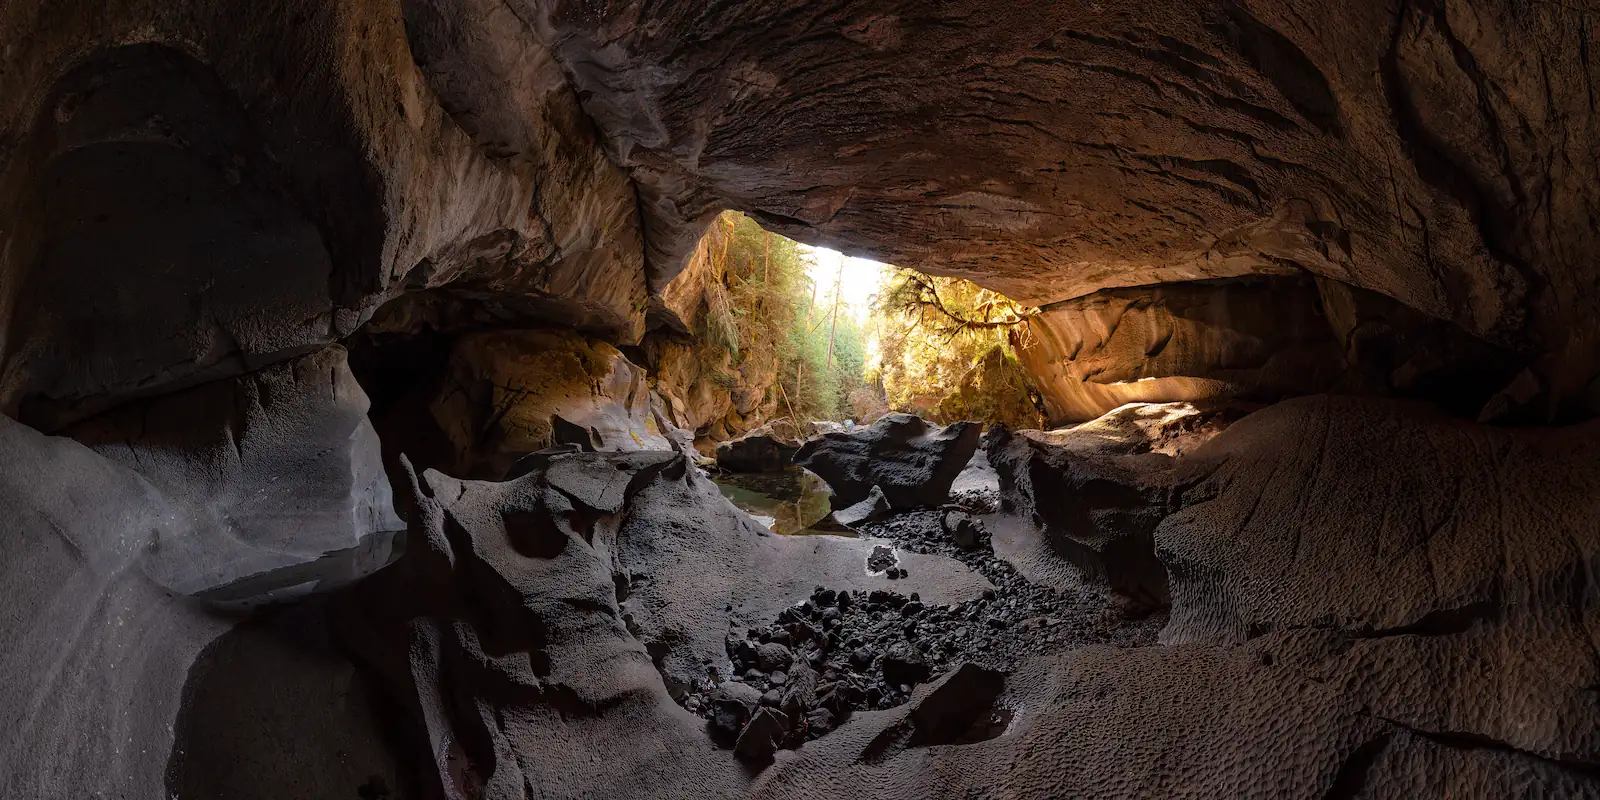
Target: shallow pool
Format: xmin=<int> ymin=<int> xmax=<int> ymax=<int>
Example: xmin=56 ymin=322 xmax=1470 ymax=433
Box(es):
xmin=710 ymin=467 xmax=852 ymax=536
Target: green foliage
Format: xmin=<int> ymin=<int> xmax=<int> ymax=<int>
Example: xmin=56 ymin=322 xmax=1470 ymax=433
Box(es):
xmin=683 ymin=212 xmax=869 ymax=422
xmin=870 ymin=266 xmax=1037 ymax=420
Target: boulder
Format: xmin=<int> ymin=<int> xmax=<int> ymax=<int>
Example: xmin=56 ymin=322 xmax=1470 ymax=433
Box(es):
xmin=795 ymin=414 xmax=981 ymax=510
xmin=833 ymin=485 xmax=893 ymax=529
xmin=734 ymin=708 xmax=790 ymax=765
xmin=715 ymin=422 xmax=804 ymax=473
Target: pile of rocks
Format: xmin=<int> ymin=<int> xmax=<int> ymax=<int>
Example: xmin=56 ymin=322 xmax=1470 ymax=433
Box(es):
xmin=680 ymin=505 xmax=1165 ymax=761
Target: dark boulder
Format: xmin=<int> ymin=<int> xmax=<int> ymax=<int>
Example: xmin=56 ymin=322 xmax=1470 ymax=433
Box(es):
xmin=715 ymin=423 xmax=803 ymax=473
xmin=795 ymin=414 xmax=981 ymax=510
xmin=834 ymin=485 xmax=893 ymax=529
xmin=882 ymin=642 xmax=930 ymax=688
xmin=734 ymin=708 xmax=790 ymax=764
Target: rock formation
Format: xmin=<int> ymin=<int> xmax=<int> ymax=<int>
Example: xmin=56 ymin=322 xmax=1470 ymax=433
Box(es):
xmin=716 ymin=420 xmax=805 ymax=473
xmin=430 ymin=328 xmax=674 ymax=478
xmin=795 ymin=414 xmax=982 ymax=511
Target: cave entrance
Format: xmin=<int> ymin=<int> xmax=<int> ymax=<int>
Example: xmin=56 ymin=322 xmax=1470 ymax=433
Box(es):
xmin=650 ymin=211 xmax=1044 ymax=459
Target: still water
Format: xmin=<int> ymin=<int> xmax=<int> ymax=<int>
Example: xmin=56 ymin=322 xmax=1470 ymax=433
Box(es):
xmin=710 ymin=467 xmax=852 ymax=536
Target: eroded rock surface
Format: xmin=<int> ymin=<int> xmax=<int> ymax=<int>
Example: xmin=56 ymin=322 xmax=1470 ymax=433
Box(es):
xmin=747 ymin=396 xmax=1600 ymax=799
xmin=796 ymin=414 xmax=981 ymax=511
xmin=66 ymin=345 xmax=404 ymax=601
xmin=431 ymin=328 xmax=672 ymax=478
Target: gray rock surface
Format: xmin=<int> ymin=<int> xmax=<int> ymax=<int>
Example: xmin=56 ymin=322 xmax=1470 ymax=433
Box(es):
xmin=66 ymin=345 xmax=404 ymax=601
xmin=833 ymin=485 xmax=892 ymax=529
xmin=0 ymin=410 xmax=403 ymax=799
xmin=747 ymin=396 xmax=1600 ymax=799
xmin=611 ymin=454 xmax=993 ymax=691
xmin=795 ymin=414 xmax=981 ymax=511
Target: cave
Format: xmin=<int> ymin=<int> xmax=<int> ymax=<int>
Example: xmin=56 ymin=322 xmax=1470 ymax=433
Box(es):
xmin=2 ymin=1 xmax=1598 ymax=798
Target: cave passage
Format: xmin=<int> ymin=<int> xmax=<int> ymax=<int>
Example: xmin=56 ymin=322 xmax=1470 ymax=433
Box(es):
xmin=1 ymin=2 xmax=1598 ymax=798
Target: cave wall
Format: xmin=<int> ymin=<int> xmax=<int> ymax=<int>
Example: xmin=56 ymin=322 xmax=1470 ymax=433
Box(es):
xmin=516 ymin=0 xmax=1600 ymax=418
xmin=0 ymin=0 xmax=650 ymax=429
xmin=0 ymin=0 xmax=1597 ymax=797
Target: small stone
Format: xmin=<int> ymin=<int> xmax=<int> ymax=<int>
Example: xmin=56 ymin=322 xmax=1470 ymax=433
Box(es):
xmin=987 ymin=617 xmax=1009 ymax=629
xmin=982 ymin=589 xmax=997 ymax=601
xmin=743 ymin=668 xmax=764 ymax=681
xmin=821 ymin=607 xmax=841 ymax=623
xmin=849 ymin=646 xmax=874 ymax=670
xmin=805 ymin=707 xmax=836 ymax=736
xmin=770 ymin=670 xmax=788 ymax=686
xmin=760 ymin=689 xmax=781 ymax=707
xmin=901 ymin=601 xmax=924 ymax=617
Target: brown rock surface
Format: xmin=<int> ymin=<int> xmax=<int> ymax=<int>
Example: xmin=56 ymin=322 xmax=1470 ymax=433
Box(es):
xmin=430 ymin=328 xmax=672 ymax=478
xmin=1015 ymin=276 xmax=1348 ymax=424
xmin=0 ymin=0 xmax=648 ymax=428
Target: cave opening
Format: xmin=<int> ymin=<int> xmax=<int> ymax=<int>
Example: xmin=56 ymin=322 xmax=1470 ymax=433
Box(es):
xmin=2 ymin=2 xmax=1598 ymax=798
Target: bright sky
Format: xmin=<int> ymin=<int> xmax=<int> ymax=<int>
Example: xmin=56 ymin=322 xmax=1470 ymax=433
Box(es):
xmin=802 ymin=246 xmax=887 ymax=322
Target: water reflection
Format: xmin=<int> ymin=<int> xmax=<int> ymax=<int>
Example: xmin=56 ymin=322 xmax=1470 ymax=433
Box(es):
xmin=711 ymin=468 xmax=851 ymax=536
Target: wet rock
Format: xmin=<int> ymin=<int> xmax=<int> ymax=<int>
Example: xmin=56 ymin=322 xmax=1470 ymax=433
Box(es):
xmin=795 ymin=414 xmax=982 ymax=510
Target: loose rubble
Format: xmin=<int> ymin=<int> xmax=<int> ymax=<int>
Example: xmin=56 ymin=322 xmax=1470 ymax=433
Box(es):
xmin=675 ymin=504 xmax=1165 ymax=750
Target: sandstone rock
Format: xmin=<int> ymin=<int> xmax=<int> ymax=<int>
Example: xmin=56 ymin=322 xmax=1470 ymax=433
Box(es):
xmin=795 ymin=414 xmax=982 ymax=511
xmin=1014 ymin=276 xmax=1348 ymax=425
xmin=538 ymin=0 xmax=1600 ymax=409
xmin=0 ymin=2 xmax=651 ymax=431
xmin=430 ymin=328 xmax=671 ymax=478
